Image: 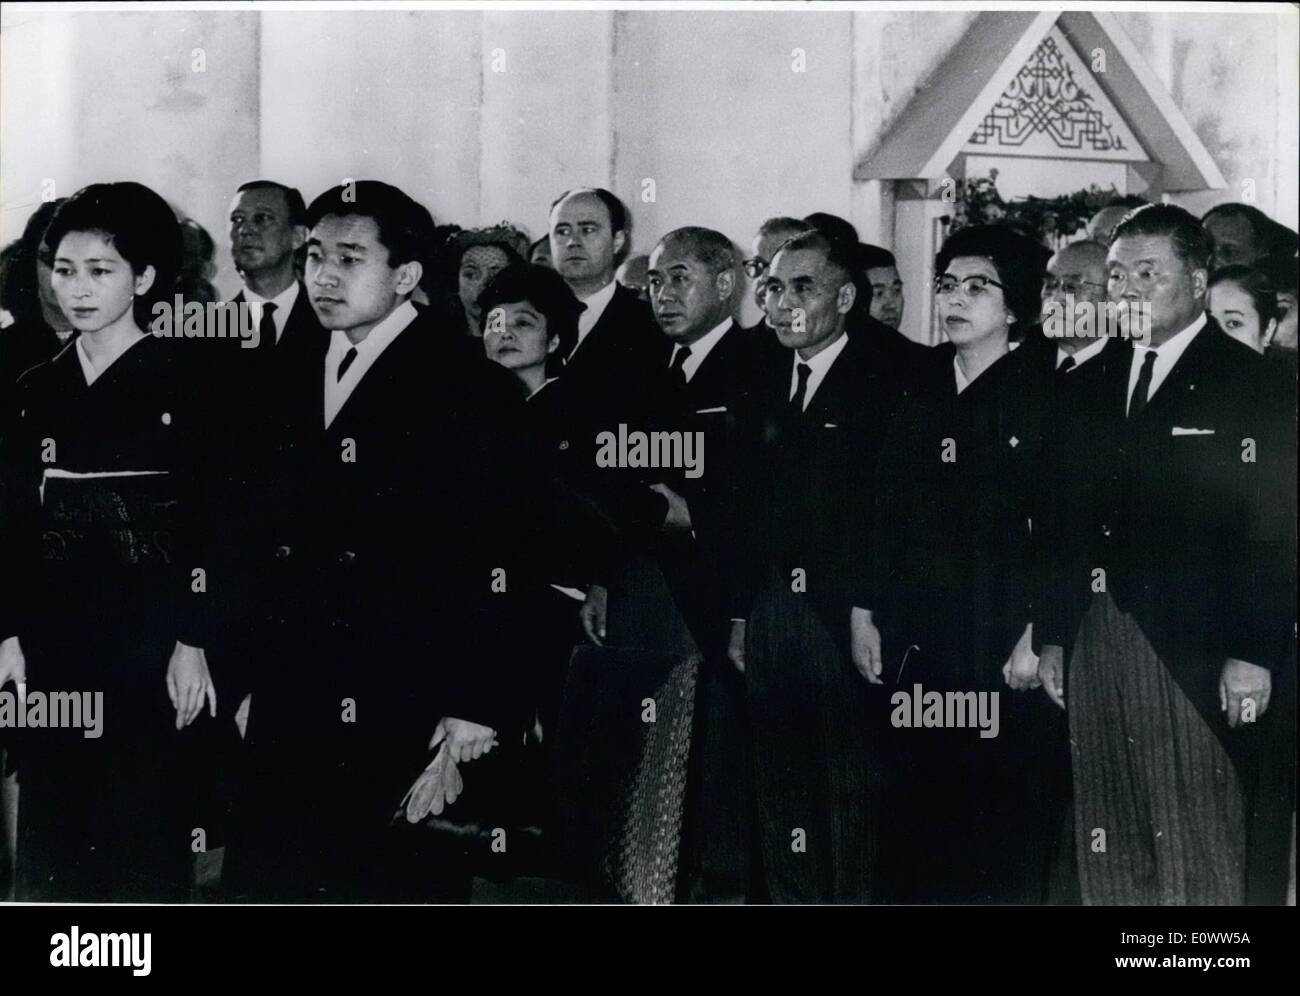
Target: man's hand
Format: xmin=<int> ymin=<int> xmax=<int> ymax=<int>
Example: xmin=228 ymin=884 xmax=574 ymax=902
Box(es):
xmin=437 ymin=717 xmax=498 ymax=762
xmin=1002 ymin=623 xmax=1041 ymax=692
xmin=850 ymin=607 xmax=883 ymax=684
xmin=727 ymin=619 xmax=746 ymax=674
xmin=1220 ymin=658 xmax=1271 ymax=728
xmin=166 ymin=641 xmax=215 ymax=730
xmin=580 ymin=584 xmax=608 ymax=646
xmin=1038 ymin=644 xmax=1066 ymax=710
xmin=0 ymin=636 xmax=26 ymax=700
xmin=651 ymin=483 xmax=692 ymax=534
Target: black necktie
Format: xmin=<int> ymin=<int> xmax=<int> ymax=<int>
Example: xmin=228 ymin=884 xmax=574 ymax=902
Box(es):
xmin=789 ymin=362 xmax=812 ymax=414
xmin=259 ymin=302 xmax=278 ymax=350
xmin=1128 ymin=349 xmax=1157 ymax=418
xmin=669 ymin=345 xmax=692 ymax=385
xmin=336 ymin=346 xmax=358 ymax=382
xmin=1057 ymin=355 xmax=1076 ymax=375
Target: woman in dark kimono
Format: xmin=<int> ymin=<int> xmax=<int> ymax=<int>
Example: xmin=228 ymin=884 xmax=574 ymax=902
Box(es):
xmin=479 ymin=262 xmax=595 ymax=756
xmin=0 ymin=182 xmax=221 ymax=901
xmin=854 ymin=225 xmax=1058 ymax=904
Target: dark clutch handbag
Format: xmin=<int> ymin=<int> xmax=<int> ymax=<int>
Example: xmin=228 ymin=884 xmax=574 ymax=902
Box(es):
xmin=40 ymin=470 xmax=177 ymax=566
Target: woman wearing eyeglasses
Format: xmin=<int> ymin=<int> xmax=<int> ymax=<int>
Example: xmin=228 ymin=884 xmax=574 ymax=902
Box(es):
xmin=851 ymin=224 xmax=1062 ymax=904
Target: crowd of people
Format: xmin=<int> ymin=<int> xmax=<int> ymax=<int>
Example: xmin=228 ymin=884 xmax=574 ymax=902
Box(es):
xmin=0 ymin=176 xmax=1294 ymax=905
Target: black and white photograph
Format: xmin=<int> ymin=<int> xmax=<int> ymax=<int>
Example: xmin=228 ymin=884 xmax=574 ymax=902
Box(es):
xmin=0 ymin=0 xmax=1295 ymax=946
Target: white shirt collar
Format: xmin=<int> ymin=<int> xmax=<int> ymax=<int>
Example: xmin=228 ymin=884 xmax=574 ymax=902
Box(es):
xmin=790 ymin=330 xmax=849 ymax=410
xmin=1127 ymin=311 xmax=1207 ymax=413
xmin=573 ymin=279 xmax=618 ymax=352
xmin=75 ymin=333 xmax=147 ymax=386
xmin=324 ymin=299 xmax=417 ymax=428
xmin=671 ymin=318 xmax=733 ymax=383
xmin=1057 ymin=335 xmax=1108 ymax=371
xmin=527 ymin=377 xmax=559 ymax=401
xmin=241 ymin=281 xmax=299 ymax=344
xmin=954 ymin=345 xmax=1014 ymax=394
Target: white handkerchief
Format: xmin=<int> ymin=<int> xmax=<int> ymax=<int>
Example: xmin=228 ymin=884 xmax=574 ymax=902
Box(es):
xmin=1171 ymin=427 xmax=1215 ymax=436
xmin=695 ymin=406 xmax=727 ymax=414
xmin=823 ymin=422 xmax=839 ymax=429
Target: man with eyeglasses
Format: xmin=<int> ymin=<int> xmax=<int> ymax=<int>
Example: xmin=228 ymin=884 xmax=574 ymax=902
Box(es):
xmin=1039 ymin=240 xmax=1112 ymax=373
xmin=741 ymin=217 xmax=813 ymax=333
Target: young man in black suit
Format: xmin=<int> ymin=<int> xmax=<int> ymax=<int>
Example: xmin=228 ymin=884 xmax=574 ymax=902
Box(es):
xmin=1037 ymin=204 xmax=1293 ymax=905
xmin=225 ymin=181 xmax=523 ymax=902
xmin=727 ymin=230 xmax=916 ymax=903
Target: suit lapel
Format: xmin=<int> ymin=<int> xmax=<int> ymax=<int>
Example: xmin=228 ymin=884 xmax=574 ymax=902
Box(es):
xmin=1136 ymin=318 xmax=1215 ymax=425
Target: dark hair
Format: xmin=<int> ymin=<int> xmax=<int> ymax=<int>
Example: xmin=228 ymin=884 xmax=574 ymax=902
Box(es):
xmin=1106 ymin=194 xmax=1149 ymax=210
xmin=1209 ymin=264 xmax=1280 ymax=327
xmin=40 ymin=182 xmax=181 ymax=326
xmin=657 ymin=227 xmax=737 ymax=274
xmin=548 ymin=187 xmax=631 ymax=262
xmin=773 ymin=229 xmax=866 ymax=319
xmin=1202 ymin=202 xmax=1300 ymax=260
xmin=804 ymin=212 xmax=859 ymax=248
xmin=859 ymin=243 xmax=897 ymax=271
xmin=305 ymin=180 xmax=434 ymax=269
xmin=528 ymin=235 xmax=550 ymax=257
xmin=478 ymin=262 xmax=582 ymax=376
xmin=235 ymin=179 xmax=308 ymax=227
xmin=757 ymin=216 xmax=812 ymax=243
xmin=0 ymin=197 xmax=65 ymax=323
xmin=1260 ymin=252 xmax=1298 ymax=296
xmin=1114 ymin=203 xmax=1213 ymax=273
xmin=935 ymin=223 xmax=1049 ymax=333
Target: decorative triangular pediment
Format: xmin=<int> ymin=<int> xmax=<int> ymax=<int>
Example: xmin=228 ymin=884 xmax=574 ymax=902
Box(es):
xmin=856 ymin=10 xmax=1224 ymax=190
xmin=961 ymin=26 xmax=1147 ymax=162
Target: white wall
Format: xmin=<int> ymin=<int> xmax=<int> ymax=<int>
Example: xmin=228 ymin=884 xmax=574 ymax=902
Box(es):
xmin=3 ymin=6 xmax=1296 ymax=305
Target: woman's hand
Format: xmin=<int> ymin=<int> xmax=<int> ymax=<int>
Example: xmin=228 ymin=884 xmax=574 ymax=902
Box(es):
xmin=166 ymin=641 xmax=216 ymax=730
xmin=0 ymin=636 xmax=26 ymax=698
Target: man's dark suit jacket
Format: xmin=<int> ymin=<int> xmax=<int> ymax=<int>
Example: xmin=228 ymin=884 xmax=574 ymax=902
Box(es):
xmin=230 ymin=282 xmax=324 ymax=355
xmin=1034 ymin=333 xmax=1126 ymax=657
xmin=559 ymin=282 xmax=670 ymax=538
xmin=1039 ymin=317 xmax=1294 ymax=740
xmin=732 ymin=326 xmax=925 ymax=644
xmin=209 ymin=284 xmax=327 ymax=702
xmin=243 ymin=304 xmax=526 ymax=774
xmin=626 ymin=320 xmax=781 ymax=659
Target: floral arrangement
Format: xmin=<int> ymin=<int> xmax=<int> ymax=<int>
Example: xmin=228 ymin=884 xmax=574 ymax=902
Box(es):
xmin=949 ymin=168 xmax=1121 ymax=248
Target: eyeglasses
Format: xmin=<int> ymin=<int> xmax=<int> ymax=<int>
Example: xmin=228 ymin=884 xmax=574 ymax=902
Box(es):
xmin=742 ymin=257 xmax=769 ymax=279
xmin=934 ymin=274 xmax=1004 ymax=296
xmin=1041 ymin=277 xmax=1107 ymax=295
